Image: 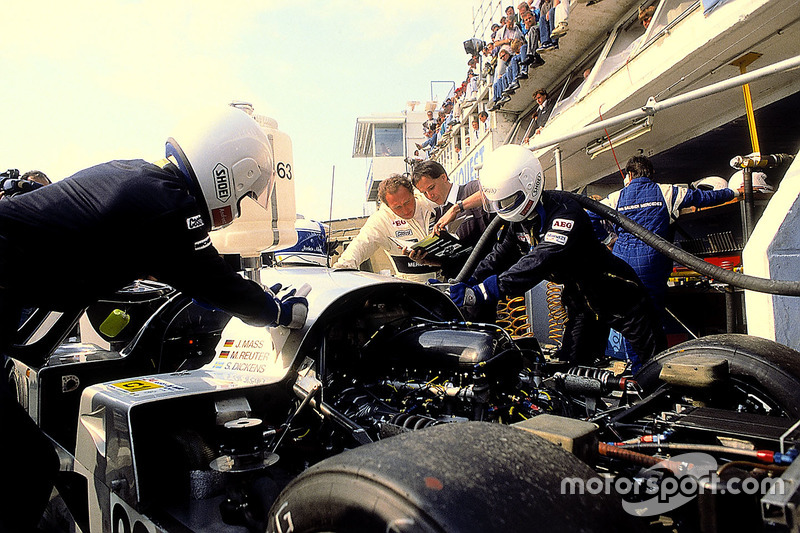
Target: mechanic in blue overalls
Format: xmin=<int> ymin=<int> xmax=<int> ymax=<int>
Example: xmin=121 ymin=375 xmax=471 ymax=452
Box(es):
xmin=448 ymin=144 xmax=665 ymax=368
xmin=589 ymin=155 xmax=738 ymax=355
xmin=0 ymin=106 xmax=309 ymax=532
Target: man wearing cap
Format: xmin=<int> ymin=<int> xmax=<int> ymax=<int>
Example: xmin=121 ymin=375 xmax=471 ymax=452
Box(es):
xmin=490 ymin=22 xmax=501 ymax=42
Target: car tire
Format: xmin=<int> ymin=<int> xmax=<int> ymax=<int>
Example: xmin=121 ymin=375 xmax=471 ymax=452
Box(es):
xmin=267 ymin=421 xmax=641 ymax=532
xmin=636 ymin=333 xmax=800 ymax=417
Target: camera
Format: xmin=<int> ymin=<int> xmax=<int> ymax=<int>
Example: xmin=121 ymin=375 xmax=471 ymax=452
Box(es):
xmin=1 ymin=169 xmax=44 ymax=198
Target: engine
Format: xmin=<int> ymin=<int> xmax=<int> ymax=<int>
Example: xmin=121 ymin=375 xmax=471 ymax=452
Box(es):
xmin=322 ymin=319 xmax=551 ymax=441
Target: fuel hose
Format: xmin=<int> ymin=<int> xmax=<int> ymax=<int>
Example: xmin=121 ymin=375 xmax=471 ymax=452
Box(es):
xmin=453 ymin=187 xmax=800 ymax=296
xmin=557 ymin=191 xmax=800 ymax=297
xmin=454 ymin=215 xmax=504 ymax=283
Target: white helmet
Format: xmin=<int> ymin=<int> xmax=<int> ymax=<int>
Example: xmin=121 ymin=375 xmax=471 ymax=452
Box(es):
xmin=479 ymin=144 xmax=544 ymax=222
xmin=691 ymin=176 xmax=729 ymax=191
xmin=728 ymin=170 xmax=772 ymax=192
xmin=166 ymin=106 xmax=274 ymax=230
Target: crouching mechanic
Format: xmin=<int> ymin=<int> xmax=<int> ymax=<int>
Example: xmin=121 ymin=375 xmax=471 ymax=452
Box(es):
xmin=0 ymin=106 xmax=308 ymax=532
xmin=449 ymin=144 xmax=665 ymax=368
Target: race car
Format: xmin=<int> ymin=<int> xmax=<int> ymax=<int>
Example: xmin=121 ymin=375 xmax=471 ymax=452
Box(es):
xmin=6 ymin=258 xmax=800 ymax=533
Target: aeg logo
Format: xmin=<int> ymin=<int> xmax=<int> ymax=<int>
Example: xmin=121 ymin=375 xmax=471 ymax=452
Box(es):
xmin=552 ymin=218 xmax=574 ymax=231
xmin=213 ymin=163 xmax=231 ymax=202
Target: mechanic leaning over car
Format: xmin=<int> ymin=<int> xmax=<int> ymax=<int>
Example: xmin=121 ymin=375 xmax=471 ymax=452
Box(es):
xmin=0 ymin=106 xmax=309 ymax=533
xmin=449 ymin=144 xmax=666 ymax=369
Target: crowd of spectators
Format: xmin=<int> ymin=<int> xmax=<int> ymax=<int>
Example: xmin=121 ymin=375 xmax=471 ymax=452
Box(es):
xmin=414 ymin=2 xmax=571 ymax=161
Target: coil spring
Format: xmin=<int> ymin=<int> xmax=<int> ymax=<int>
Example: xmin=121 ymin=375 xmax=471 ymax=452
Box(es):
xmin=496 ymin=296 xmax=532 ymax=337
xmin=546 ymin=282 xmax=567 ymax=345
xmin=566 ymin=366 xmax=614 ymax=380
xmin=565 ymin=366 xmax=628 ymax=392
xmin=388 ymin=413 xmax=439 ymax=430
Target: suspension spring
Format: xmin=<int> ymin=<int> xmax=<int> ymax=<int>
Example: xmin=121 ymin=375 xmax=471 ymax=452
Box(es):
xmin=557 ymin=366 xmax=630 ymax=395
xmin=546 ymin=282 xmax=567 ymax=345
xmin=496 ymin=296 xmax=533 ymax=337
xmin=388 ymin=413 xmax=440 ymax=430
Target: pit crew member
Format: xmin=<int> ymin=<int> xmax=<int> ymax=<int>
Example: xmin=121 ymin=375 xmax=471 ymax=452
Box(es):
xmin=0 ymin=106 xmax=308 ymax=532
xmin=449 ymin=144 xmax=665 ymax=367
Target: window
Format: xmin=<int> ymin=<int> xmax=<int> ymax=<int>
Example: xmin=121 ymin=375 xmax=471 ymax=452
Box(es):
xmin=374 ymin=124 xmax=404 ymax=157
xmin=649 ymin=0 xmax=699 ymax=36
xmin=550 ymin=59 xmax=598 ymax=120
xmin=590 ymin=12 xmax=650 ymax=90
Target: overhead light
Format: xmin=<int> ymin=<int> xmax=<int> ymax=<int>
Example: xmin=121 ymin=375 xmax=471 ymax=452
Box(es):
xmin=585 ymin=117 xmax=653 ymax=158
xmin=463 ymin=38 xmax=485 ymax=56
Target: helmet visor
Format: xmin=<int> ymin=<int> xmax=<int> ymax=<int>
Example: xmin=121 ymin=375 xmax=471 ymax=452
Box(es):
xmin=483 ymin=190 xmax=526 ymax=215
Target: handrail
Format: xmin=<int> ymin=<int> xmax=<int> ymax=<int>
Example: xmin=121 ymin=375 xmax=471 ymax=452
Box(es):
xmin=526 ymin=54 xmax=800 ymax=153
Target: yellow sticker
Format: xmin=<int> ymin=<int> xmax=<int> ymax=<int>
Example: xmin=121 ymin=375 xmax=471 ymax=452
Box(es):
xmin=111 ymin=379 xmax=163 ymax=393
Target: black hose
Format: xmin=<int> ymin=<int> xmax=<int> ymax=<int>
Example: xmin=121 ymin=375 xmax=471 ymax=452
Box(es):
xmin=454 ymin=215 xmax=504 ymax=283
xmin=555 ymin=191 xmax=800 ymax=296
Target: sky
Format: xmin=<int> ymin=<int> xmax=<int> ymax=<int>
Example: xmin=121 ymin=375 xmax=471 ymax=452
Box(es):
xmin=1 ymin=1 xmax=479 ymax=221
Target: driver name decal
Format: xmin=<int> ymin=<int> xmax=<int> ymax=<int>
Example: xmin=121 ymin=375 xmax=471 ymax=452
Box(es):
xmin=211 ymin=337 xmax=277 ymax=372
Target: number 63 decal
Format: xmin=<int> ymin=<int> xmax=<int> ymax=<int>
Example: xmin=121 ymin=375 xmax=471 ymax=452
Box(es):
xmin=276 ymin=162 xmax=292 ymax=180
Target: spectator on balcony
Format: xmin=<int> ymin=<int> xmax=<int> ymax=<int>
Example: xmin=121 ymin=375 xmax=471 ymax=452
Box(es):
xmin=489 ymin=45 xmax=515 ymax=111
xmin=423 ymin=110 xmax=437 ymax=132
xmin=549 ymin=0 xmax=569 ymax=39
xmin=490 ymin=22 xmax=502 ymax=43
xmin=466 ymin=70 xmax=479 ymax=101
xmin=530 ymin=0 xmax=542 ymax=20
xmin=503 ymin=37 xmax=530 ymax=93
xmin=416 ymin=127 xmax=437 ymax=156
xmin=524 ymin=88 xmax=554 ymax=140
xmin=479 ymin=110 xmax=489 ymax=132
xmin=537 ymin=0 xmax=559 ymax=51
xmin=481 ymin=42 xmax=497 ymax=81
xmin=505 ymin=5 xmax=519 ymax=29
xmin=495 ymin=12 xmax=523 ymax=51
xmin=518 ymin=2 xmax=533 ymax=33
xmin=521 ymin=9 xmax=545 ymax=69
xmin=626 ymin=5 xmax=656 ymax=59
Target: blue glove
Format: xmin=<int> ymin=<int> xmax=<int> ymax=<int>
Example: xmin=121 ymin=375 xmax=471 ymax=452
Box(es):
xmin=449 ymin=282 xmax=471 ymax=306
xmin=449 ymin=275 xmax=500 ymax=307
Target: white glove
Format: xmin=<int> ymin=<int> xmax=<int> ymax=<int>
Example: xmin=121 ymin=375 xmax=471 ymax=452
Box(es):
xmin=269 ymin=283 xmax=311 ymax=329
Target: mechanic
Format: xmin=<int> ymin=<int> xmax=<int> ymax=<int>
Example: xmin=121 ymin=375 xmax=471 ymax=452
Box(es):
xmin=411 ymin=160 xmax=493 ymax=279
xmin=589 ymin=155 xmax=738 ymax=328
xmin=332 ymin=174 xmax=440 ymax=282
xmin=449 ymin=144 xmax=665 ymax=368
xmin=0 ymin=106 xmax=309 ymax=532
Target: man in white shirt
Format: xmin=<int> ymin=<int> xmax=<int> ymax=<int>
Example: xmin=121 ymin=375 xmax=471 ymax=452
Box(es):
xmin=333 ymin=174 xmax=439 ymax=282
